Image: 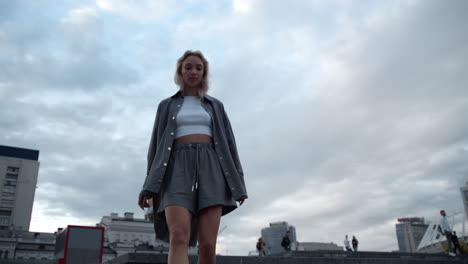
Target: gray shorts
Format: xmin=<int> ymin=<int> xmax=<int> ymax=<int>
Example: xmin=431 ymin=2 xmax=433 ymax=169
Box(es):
xmin=157 ymin=142 xmax=237 ymax=216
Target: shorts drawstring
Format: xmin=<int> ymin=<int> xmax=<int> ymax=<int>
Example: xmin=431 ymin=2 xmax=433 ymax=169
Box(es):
xmin=191 ymin=144 xmax=200 ymax=192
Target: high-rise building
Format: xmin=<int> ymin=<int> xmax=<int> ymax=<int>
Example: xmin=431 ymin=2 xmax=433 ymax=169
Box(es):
xmin=395 ymin=217 xmax=428 ymax=252
xmin=261 ymin=221 xmax=296 ymax=255
xmin=0 ymin=145 xmax=40 ymax=232
xmin=460 ymin=182 xmax=468 ymax=220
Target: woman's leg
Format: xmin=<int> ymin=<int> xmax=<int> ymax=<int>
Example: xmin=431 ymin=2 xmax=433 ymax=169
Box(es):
xmin=197 ymin=205 xmax=223 ymax=264
xmin=166 ymin=205 xmax=192 ymax=264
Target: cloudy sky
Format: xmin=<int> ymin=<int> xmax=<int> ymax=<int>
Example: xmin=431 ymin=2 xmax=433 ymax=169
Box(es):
xmin=1 ymin=0 xmax=468 ymax=255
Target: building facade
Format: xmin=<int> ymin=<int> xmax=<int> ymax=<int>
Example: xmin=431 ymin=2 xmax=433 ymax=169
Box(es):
xmin=0 ymin=145 xmax=40 ymax=233
xmin=395 ymin=217 xmax=428 ymax=252
xmin=461 ymin=182 xmax=468 ymax=220
xmin=0 ymin=231 xmax=56 ymax=261
xmin=98 ymin=212 xmax=197 ymax=262
xmin=261 ymin=221 xmax=297 ymax=255
xmin=296 ymin=242 xmax=343 ymax=251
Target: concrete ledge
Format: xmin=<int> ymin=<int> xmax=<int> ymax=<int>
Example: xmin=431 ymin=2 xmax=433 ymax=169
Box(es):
xmin=106 ymin=251 xmax=468 ymax=264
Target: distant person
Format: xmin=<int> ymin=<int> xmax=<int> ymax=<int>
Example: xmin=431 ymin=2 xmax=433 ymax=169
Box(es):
xmin=281 ymin=230 xmax=291 ymax=251
xmin=344 ymin=235 xmax=352 ymax=251
xmin=352 ymin=236 xmax=359 ymax=251
xmin=452 ymin=231 xmax=463 ymax=255
xmin=439 ymin=210 xmax=456 ymax=255
xmin=256 ymin=237 xmax=266 ymax=256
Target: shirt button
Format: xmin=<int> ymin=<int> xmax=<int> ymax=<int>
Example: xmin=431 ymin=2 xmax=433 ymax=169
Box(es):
xmin=177 ymin=105 xmax=181 ymax=107
xmin=163 ymin=163 xmax=167 ymax=166
xmin=225 ymin=172 xmax=230 ymax=175
xmin=170 ymin=132 xmax=174 ymax=136
xmin=231 ymin=188 xmax=235 ymax=190
xmin=219 ymin=157 xmax=223 ymax=160
xmin=168 ymin=147 xmax=171 ymax=151
xmin=172 ymin=116 xmax=176 ymax=120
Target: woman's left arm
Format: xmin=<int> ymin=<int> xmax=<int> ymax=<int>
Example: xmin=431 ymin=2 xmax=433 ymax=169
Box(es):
xmin=221 ymin=105 xmax=247 ymax=202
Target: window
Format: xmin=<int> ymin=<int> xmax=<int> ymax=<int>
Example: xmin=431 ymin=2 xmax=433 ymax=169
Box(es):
xmin=0 ymin=210 xmax=11 ymax=216
xmin=4 ymin=180 xmax=16 ymax=187
xmin=0 ymin=205 xmax=12 ymax=211
xmin=7 ymin=167 xmax=19 ymax=173
xmin=5 ymin=173 xmax=18 ymax=179
xmin=2 ymin=186 xmax=16 ymax=193
xmin=0 ymin=216 xmax=10 ymax=225
xmin=1 ymin=196 xmax=14 ymax=202
xmin=2 ymin=192 xmax=14 ymax=198
xmin=1 ymin=200 xmax=13 ymax=207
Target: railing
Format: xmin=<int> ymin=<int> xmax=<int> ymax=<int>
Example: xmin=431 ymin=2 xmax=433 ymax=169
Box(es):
xmin=0 ymin=260 xmax=55 ymax=264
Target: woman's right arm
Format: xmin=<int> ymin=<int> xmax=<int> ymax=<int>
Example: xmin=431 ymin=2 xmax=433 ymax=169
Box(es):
xmin=146 ymin=102 xmax=163 ymax=178
xmin=138 ymin=102 xmax=163 ymax=209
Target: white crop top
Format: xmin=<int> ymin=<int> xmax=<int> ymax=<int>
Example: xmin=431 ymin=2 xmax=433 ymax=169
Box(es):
xmin=175 ymin=96 xmax=213 ymax=138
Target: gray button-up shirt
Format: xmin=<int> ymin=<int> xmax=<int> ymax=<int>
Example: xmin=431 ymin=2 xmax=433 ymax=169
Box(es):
xmin=142 ymin=91 xmax=248 ymax=246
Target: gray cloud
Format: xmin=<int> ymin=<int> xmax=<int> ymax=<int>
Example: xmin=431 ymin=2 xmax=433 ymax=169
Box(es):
xmin=0 ymin=5 xmax=139 ymax=93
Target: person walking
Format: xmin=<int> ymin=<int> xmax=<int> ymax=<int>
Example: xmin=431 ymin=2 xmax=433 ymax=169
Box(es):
xmin=452 ymin=231 xmax=463 ymax=255
xmin=344 ymin=235 xmax=352 ymax=251
xmin=138 ymin=50 xmax=247 ymax=264
xmin=439 ymin=210 xmax=456 ymax=256
xmin=352 ymin=236 xmax=359 ymax=252
xmin=256 ymin=237 xmax=266 ymax=256
xmin=281 ymin=230 xmax=291 ymax=251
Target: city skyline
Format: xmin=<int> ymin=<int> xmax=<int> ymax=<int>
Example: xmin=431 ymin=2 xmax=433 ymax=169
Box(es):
xmin=1 ymin=0 xmax=468 ymax=256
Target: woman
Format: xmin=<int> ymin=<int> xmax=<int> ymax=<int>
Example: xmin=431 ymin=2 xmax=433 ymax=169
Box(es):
xmin=138 ymin=50 xmax=247 ymax=264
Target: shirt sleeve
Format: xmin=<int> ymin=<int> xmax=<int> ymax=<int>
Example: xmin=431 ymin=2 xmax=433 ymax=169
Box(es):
xmin=222 ymin=104 xmax=245 ymax=182
xmin=143 ymin=102 xmax=163 ymax=187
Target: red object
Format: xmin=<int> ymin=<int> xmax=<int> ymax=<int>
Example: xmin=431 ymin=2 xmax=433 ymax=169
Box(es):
xmin=55 ymin=225 xmax=105 ymax=264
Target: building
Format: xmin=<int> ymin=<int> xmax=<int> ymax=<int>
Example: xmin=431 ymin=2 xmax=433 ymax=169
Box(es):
xmin=0 ymin=145 xmax=40 ymax=233
xmin=0 ymin=231 xmax=56 ymax=260
xmin=261 ymin=221 xmax=297 ymax=255
xmin=97 ymin=212 xmax=197 ymax=262
xmin=296 ymin=242 xmax=343 ymax=251
xmin=98 ymin=212 xmax=156 ymax=247
xmin=395 ymin=217 xmax=428 ymax=252
xmin=461 ymin=182 xmax=468 ymax=220
xmin=98 ymin=212 xmax=159 ymax=261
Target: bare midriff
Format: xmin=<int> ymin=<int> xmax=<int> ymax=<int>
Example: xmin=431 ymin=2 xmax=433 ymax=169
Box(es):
xmin=174 ymin=134 xmax=213 ymax=144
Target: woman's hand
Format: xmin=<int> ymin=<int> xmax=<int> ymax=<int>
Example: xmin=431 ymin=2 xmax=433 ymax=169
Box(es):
xmin=138 ymin=190 xmax=153 ymax=210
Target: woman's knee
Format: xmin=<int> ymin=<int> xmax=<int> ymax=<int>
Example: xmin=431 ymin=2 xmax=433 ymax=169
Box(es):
xmin=198 ymin=240 xmax=216 ymax=255
xmin=169 ymin=227 xmax=190 ymax=246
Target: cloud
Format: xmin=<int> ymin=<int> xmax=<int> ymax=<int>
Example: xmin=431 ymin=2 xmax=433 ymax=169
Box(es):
xmin=0 ymin=6 xmax=139 ymax=94
xmin=96 ymin=0 xmax=176 ymax=22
